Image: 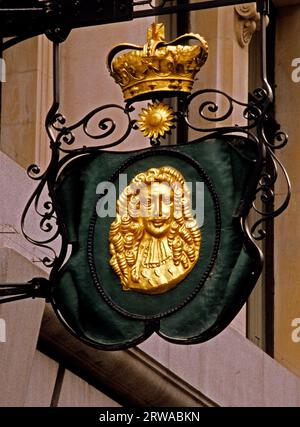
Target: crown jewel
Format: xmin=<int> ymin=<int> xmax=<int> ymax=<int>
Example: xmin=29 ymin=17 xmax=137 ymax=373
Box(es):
xmin=107 ymin=23 xmax=208 ymax=102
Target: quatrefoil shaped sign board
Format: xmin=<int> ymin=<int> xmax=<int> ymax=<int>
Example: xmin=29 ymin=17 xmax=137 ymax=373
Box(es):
xmin=20 ymin=22 xmax=289 ymax=350
xmin=51 ymin=136 xmax=261 ymax=349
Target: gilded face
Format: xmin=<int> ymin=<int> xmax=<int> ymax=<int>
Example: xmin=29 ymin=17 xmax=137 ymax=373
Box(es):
xmin=139 ymin=182 xmax=173 ymax=237
xmin=109 ymin=166 xmax=201 ymax=295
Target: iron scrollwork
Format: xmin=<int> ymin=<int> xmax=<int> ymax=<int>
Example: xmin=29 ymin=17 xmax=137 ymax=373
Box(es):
xmin=49 ymin=104 xmax=136 ymax=152
xmin=181 ymin=87 xmax=290 ymax=243
xmin=1 ymin=1 xmax=290 ymax=311
xmin=250 ymin=126 xmax=290 ymax=241
xmin=20 ymin=81 xmax=290 ymax=269
xmin=181 ymin=86 xmax=270 ymax=133
xmin=21 ymin=97 xmax=139 ymax=269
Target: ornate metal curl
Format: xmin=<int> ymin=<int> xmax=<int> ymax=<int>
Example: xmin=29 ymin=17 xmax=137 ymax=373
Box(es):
xmin=250 ymin=129 xmax=290 ymax=241
xmin=181 ymin=87 xmax=271 ymax=133
xmin=21 ymin=168 xmax=61 ymax=268
xmin=21 ymin=94 xmax=139 ymax=268
xmin=48 ymin=104 xmax=136 ymax=153
xmin=156 ymin=82 xmax=289 ymax=244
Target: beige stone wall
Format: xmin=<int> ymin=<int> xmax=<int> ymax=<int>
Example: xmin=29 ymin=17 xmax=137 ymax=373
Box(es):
xmin=274 ymin=4 xmax=300 ymax=377
xmin=1 ymin=38 xmax=38 ymax=168
xmin=140 ymin=330 xmax=300 ymax=407
xmin=1 ymin=36 xmax=52 ymax=171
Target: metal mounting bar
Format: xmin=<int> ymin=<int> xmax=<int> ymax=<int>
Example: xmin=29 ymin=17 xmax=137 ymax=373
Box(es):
xmin=0 ymin=278 xmax=51 ymax=304
xmin=0 ymin=8 xmax=43 ymax=12
xmin=0 ymin=0 xmax=268 ymax=51
xmin=0 ymin=0 xmax=133 ymax=39
xmin=133 ymin=0 xmax=259 ymax=19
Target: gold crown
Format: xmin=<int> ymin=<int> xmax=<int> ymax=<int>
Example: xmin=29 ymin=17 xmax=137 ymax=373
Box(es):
xmin=107 ymin=23 xmax=208 ymax=102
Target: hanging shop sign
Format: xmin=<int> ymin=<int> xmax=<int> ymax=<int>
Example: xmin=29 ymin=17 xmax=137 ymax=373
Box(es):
xmin=0 ymin=2 xmax=291 ymax=350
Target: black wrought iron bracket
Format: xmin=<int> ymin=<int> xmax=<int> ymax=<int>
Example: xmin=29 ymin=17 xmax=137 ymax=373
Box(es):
xmin=0 ymin=278 xmax=51 ymax=304
xmin=1 ymin=0 xmax=265 ymax=49
xmin=0 ymin=0 xmax=291 ymax=306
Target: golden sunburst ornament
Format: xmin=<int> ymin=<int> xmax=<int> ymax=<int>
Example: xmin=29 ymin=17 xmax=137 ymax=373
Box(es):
xmin=137 ymin=102 xmax=174 ymax=139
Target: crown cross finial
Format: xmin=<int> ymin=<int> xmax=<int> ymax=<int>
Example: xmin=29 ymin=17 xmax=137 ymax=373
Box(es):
xmin=147 ymin=23 xmax=165 ymax=43
xmin=145 ymin=23 xmax=165 ymax=56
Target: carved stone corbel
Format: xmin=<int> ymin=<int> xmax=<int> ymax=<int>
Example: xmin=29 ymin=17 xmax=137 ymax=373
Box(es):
xmin=234 ymin=3 xmax=260 ymax=48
